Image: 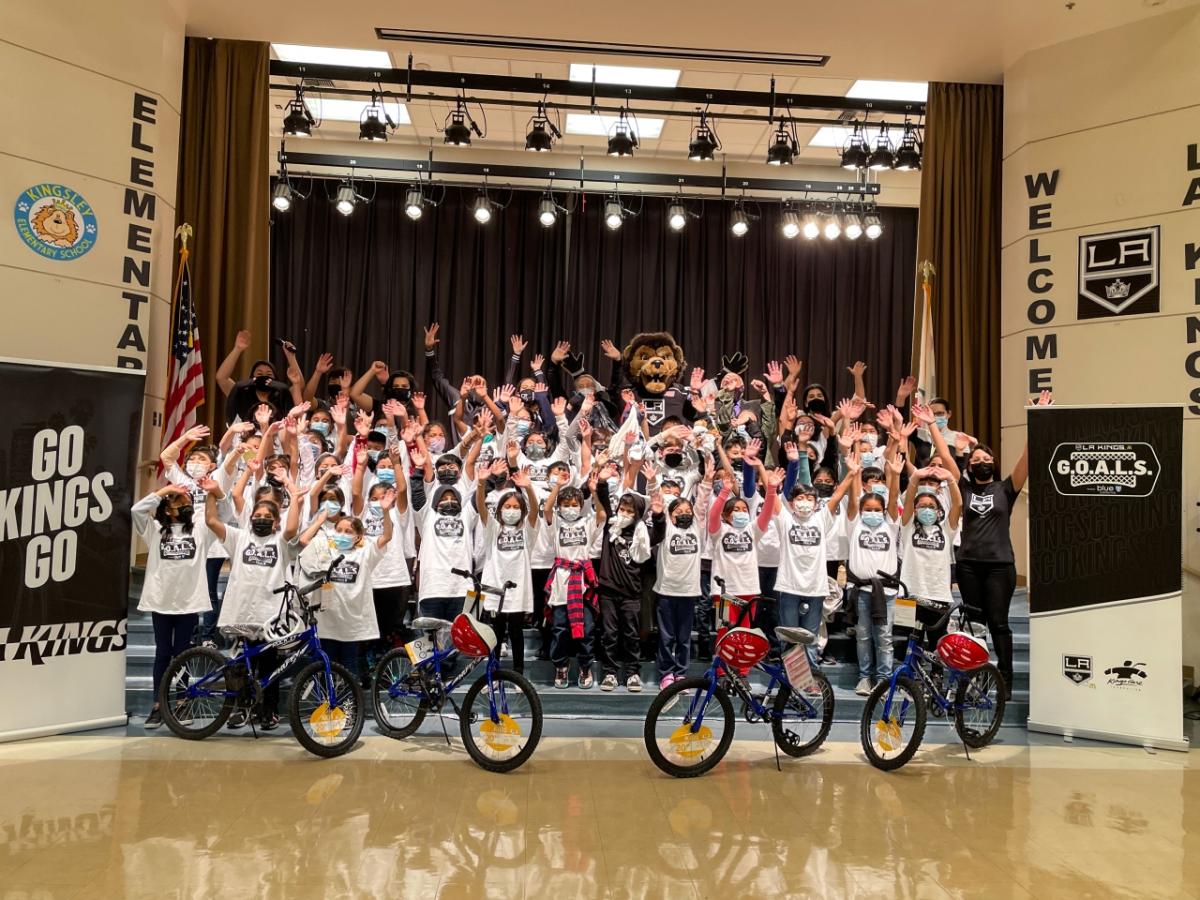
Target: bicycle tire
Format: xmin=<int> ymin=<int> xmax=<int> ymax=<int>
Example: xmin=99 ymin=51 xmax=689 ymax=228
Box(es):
xmin=289 ymin=660 xmax=365 ymax=758
xmin=159 ymin=647 xmax=233 ymax=739
xmin=644 ymin=676 xmax=735 ymax=778
xmin=860 ymin=674 xmax=927 ymax=771
xmin=459 ymin=668 xmax=544 ymax=773
xmin=771 ymin=670 xmax=835 ymax=758
xmin=953 ymin=663 xmax=1006 ymax=749
xmin=371 ymin=647 xmax=429 ymax=738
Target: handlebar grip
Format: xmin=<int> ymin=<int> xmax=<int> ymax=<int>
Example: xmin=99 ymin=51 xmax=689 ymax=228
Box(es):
xmin=504 ymin=580 xmax=517 ymax=590
xmin=272 ymin=585 xmax=287 ymax=595
xmin=451 ymin=567 xmax=471 ymax=578
xmin=329 ymin=554 xmax=345 ymax=570
xmin=713 ymin=575 xmax=726 ymax=589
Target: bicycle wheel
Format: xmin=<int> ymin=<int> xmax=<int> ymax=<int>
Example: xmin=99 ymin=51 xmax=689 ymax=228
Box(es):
xmin=289 ymin=660 xmax=365 ymax=758
xmin=644 ymin=676 xmax=735 ymax=778
xmin=953 ymin=663 xmax=1006 ymax=749
xmin=158 ymin=646 xmax=233 ymax=739
xmin=860 ymin=675 xmax=927 ymax=771
xmin=459 ymin=669 xmax=544 ymax=773
xmin=371 ymin=647 xmax=428 ymax=738
xmin=771 ymin=671 xmax=835 ymax=758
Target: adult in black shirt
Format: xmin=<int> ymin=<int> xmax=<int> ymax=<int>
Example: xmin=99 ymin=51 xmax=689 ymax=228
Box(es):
xmin=914 ymin=391 xmax=1052 ymax=698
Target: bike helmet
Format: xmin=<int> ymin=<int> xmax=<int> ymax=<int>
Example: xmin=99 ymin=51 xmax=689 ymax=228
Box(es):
xmin=450 ymin=612 xmax=498 ymax=658
xmin=936 ymin=632 xmax=990 ymax=672
xmin=715 ymin=627 xmax=770 ymax=669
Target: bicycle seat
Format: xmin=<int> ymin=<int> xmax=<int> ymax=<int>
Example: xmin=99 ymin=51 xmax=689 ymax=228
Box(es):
xmin=411 ymin=617 xmax=452 ymax=632
xmin=775 ymin=626 xmax=817 ymax=647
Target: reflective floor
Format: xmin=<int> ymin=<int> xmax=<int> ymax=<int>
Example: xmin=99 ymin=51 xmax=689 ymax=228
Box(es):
xmin=1 ymin=730 xmax=1198 ymax=899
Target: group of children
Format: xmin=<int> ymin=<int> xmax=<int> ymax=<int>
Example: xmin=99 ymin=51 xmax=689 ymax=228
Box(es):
xmin=134 ymin=328 xmax=1045 ymax=727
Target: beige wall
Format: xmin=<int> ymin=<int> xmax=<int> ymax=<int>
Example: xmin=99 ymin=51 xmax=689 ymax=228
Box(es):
xmin=0 ymin=0 xmax=185 ymax=486
xmin=1001 ymin=7 xmax=1200 ymax=669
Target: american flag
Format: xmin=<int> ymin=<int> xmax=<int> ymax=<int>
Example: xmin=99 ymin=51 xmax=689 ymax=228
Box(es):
xmin=161 ymin=245 xmax=204 ymax=470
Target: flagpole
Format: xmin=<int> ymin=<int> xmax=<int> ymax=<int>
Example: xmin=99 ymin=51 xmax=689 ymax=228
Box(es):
xmin=917 ymin=259 xmax=936 ymax=404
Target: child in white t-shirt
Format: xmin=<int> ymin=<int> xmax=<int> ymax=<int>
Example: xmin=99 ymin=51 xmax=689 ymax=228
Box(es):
xmin=899 ymin=466 xmax=962 ymax=607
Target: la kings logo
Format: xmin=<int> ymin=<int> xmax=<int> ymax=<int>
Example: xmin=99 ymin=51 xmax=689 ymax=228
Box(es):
xmin=642 ymin=398 xmax=666 ymax=426
xmin=1048 ymin=442 xmax=1159 ymax=497
xmin=669 ymin=533 xmax=698 ymax=555
xmin=968 ymin=493 xmax=994 ymax=516
xmin=0 ymin=619 xmax=126 ymax=665
xmin=1063 ymin=654 xmax=1093 ymax=685
xmin=1077 ymin=226 xmax=1160 ymax=319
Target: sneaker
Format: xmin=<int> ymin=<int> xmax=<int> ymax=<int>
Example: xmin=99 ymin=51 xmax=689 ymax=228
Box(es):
xmin=554 ymin=667 xmax=569 ymax=689
xmin=855 ymin=678 xmax=872 ymax=696
xmin=660 ymin=673 xmax=675 ymax=691
xmin=626 ymin=675 xmax=643 ymax=693
xmin=173 ymin=702 xmax=194 ymax=726
xmin=500 ymin=643 xmax=512 ymax=659
xmin=227 ymin=708 xmax=248 ymax=729
xmin=600 ymin=674 xmax=618 ymax=692
xmin=260 ymin=712 xmax=280 ymax=731
xmin=144 ymin=707 xmax=162 ymax=729
xmin=819 ymin=654 xmax=837 ymax=666
xmin=535 ymin=650 xmax=550 ymax=661
xmin=579 ymin=670 xmax=594 ymax=690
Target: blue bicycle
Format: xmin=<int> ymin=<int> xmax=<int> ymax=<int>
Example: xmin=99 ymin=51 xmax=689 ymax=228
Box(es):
xmin=370 ymin=567 xmax=544 ymax=773
xmin=859 ymin=571 xmax=1007 ymax=771
xmin=643 ymin=576 xmax=835 ymax=778
xmin=159 ymin=555 xmax=365 ymax=758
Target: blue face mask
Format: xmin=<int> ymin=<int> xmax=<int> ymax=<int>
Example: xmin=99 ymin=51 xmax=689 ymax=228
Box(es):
xmin=916 ymin=507 xmax=939 ymax=526
xmin=514 ymin=419 xmax=532 ymax=436
xmin=860 ymin=453 xmax=877 ymax=469
xmin=933 ymin=415 xmax=949 ymax=431
xmin=730 ymin=511 xmax=751 ymax=529
xmin=916 ymin=485 xmax=938 ymax=497
xmin=368 ymin=500 xmax=383 ymax=513
xmin=368 ymin=449 xmax=382 ymax=462
xmin=871 ymin=483 xmax=888 ymax=501
xmin=331 ymin=532 xmax=355 ymax=551
xmin=606 ymin=477 xmax=620 ymax=494
xmin=310 ymin=421 xmax=330 ymax=436
xmin=375 ymin=468 xmax=396 ymax=485
xmin=861 ymin=511 xmax=885 ymax=529
xmin=322 ymin=500 xmax=341 ymax=516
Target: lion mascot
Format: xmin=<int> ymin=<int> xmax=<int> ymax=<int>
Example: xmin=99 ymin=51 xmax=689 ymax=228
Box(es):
xmin=618 ymin=331 xmax=695 ymax=430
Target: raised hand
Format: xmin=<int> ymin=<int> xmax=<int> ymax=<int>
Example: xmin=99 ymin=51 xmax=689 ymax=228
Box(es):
xmin=474 ymin=408 xmax=494 ymax=435
xmin=764 ymin=361 xmax=784 ymax=386
xmin=315 ymin=353 xmax=334 ymax=375
xmin=620 ymin=387 xmax=636 ymax=407
xmin=650 ymin=491 xmax=664 ymax=515
xmin=779 ymin=395 xmax=798 ymax=429
xmin=412 ymin=391 xmax=426 ymax=411
xmin=838 ymin=422 xmax=861 ymax=452
xmin=184 ymin=424 xmax=211 ymax=443
xmin=423 ymin=323 xmax=440 ymax=351
xmin=897 ymin=375 xmax=917 ymax=402
xmin=876 ymin=406 xmax=895 ymax=432
xmin=330 ymin=396 xmax=348 ymax=426
xmin=641 ymin=460 xmax=657 ymax=481
xmin=689 ymin=367 xmax=706 ymax=393
xmin=844 ymin=454 xmax=863 ymax=477
xmin=929 ymin=465 xmax=953 ymax=482
xmin=530 ymin=352 xmax=545 ymax=372
xmin=380 ymin=488 xmax=397 ymax=510
xmin=1032 ymin=389 xmax=1054 ymax=407
xmin=911 ymin=401 xmax=935 ymax=426
xmin=254 ymin=404 xmax=272 ymax=428
xmin=600 ymin=338 xmax=621 ymax=361
xmin=750 ymin=378 xmax=770 ymax=399
xmin=794 ymin=418 xmax=814 ymax=442
xmin=847 ymin=360 xmax=868 ymax=379
xmin=811 ymin=412 xmax=835 ymax=432
xmin=578 ymin=417 xmax=593 ymax=440
xmin=888 ymin=453 xmax=906 ymax=475
xmin=745 ymin=437 xmax=763 ymax=460
xmin=354 ymin=409 xmax=372 ymax=437
xmin=409 ymin=447 xmax=426 ymax=469
xmin=286 ymin=365 xmax=303 ymax=386
xmin=550 ymin=396 xmax=567 ymax=418
xmin=512 ymin=467 xmax=532 ymax=488
xmin=371 ymin=360 xmax=389 ymax=378
xmin=382 ymin=399 xmax=406 ymax=420
xmin=497 ymin=384 xmax=515 ymax=406
xmin=234 ymin=330 xmax=252 ymax=351
xmin=510 ymin=334 xmax=527 ymax=355
xmin=550 ymin=341 xmax=571 ymax=364
xmin=766 ymin=467 xmax=786 ymax=489
xmin=475 ymin=461 xmax=490 ymax=481
xmin=784 ymin=441 xmax=800 ymax=462
xmin=401 ymin=421 xmax=421 ymax=444
xmin=287 ymin=401 xmax=311 ymax=420
xmin=193 ymin=477 xmax=218 ymax=494
xmin=784 ymin=355 xmax=802 ymax=380
xmin=356 ymin=446 xmax=369 ymax=466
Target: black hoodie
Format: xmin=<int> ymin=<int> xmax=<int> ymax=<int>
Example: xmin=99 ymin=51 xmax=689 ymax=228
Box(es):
xmin=596 ymin=490 xmax=648 ymax=596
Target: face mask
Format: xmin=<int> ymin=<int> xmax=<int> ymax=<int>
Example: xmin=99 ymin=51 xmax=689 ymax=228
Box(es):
xmin=332 ymin=532 xmax=355 ymax=551
xmin=253 ymin=375 xmax=273 ymax=390
xmin=514 ymin=419 xmax=532 ymax=436
xmin=266 ymin=472 xmax=284 ymax=489
xmin=730 ymin=458 xmax=745 ymax=472
xmin=735 ymin=426 xmax=750 ymax=441
xmin=427 ymin=437 xmax=446 ymax=455
xmin=322 ymin=500 xmax=341 ymax=517
xmin=185 ymin=461 xmax=208 ymax=479
xmin=673 ymin=513 xmax=694 ymax=528
xmin=793 ymin=499 xmax=815 ymax=517
xmin=861 ymin=511 xmax=885 ymax=529
xmin=663 ymin=452 xmax=683 ymax=469
xmin=606 ymin=477 xmax=620 ymax=495
xmin=862 ymin=433 xmax=879 ymax=449
xmin=368 ymin=500 xmax=383 ymax=513
xmin=437 ymin=502 xmax=461 ymax=517
xmin=436 ymin=468 xmax=458 ymax=485
xmin=577 ymin=387 xmax=595 ymax=397
xmin=814 ymin=482 xmax=834 ymax=499
xmin=558 ymin=506 xmax=581 ymax=522
xmin=525 ymin=443 xmax=546 ymax=461
xmin=972 ymin=462 xmax=995 ymax=481
xmin=612 ymin=513 xmax=633 ymax=531
xmin=730 ymin=511 xmax=751 ymax=529
xmin=933 ymin=415 xmax=949 ymax=431
xmin=311 ymin=421 xmax=330 ymax=436
xmin=251 ymin=518 xmax=275 ymax=536
xmin=376 ymin=469 xmax=397 ymax=485
xmin=871 ymin=483 xmax=889 ymax=501
xmin=501 ymin=507 xmax=523 ymax=526
xmin=518 ymin=389 xmax=535 ymax=403
xmin=368 ymin=449 xmax=382 ymax=463
xmin=916 ymin=507 xmax=939 ymax=526
xmin=386 ymin=386 xmax=411 ymax=402
xmin=806 ymin=398 xmax=828 ymax=416
xmin=916 ymin=485 xmax=939 ymax=497
xmin=175 ymin=504 xmax=194 ymax=522
xmin=860 ymin=453 xmax=877 ymax=469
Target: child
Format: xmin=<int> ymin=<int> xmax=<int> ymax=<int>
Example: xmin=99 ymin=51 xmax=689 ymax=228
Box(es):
xmin=132 ymin=483 xmax=214 ymax=728
xmin=353 ymin=445 xmax=413 ymax=653
xmin=594 ymin=479 xmax=651 ymax=692
xmin=900 ymin=466 xmax=963 ymax=637
xmin=649 ymin=473 xmax=710 ymax=690
xmin=543 ymin=479 xmax=598 ymax=689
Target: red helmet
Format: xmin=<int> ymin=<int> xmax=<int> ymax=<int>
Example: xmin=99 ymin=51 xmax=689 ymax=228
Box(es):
xmin=716 ymin=627 xmax=770 ymax=669
xmin=451 ymin=614 xmax=497 ymax=658
xmin=936 ymin=632 xmax=990 ymax=672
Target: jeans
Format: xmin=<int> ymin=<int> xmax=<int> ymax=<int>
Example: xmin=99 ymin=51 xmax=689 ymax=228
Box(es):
xmin=152 ymin=612 xmax=198 ymax=698
xmin=778 ymin=592 xmax=825 ymax=667
xmin=656 ymin=594 xmax=695 ymax=678
xmin=600 ymin=590 xmax=641 ymax=680
xmin=195 ymin=558 xmax=225 ymax=644
xmin=853 ymin=587 xmax=895 ymax=682
xmin=419 ymin=596 xmax=464 ymax=622
xmin=322 ymin=638 xmax=360 ymax=680
xmin=550 ymin=603 xmax=595 ymax=670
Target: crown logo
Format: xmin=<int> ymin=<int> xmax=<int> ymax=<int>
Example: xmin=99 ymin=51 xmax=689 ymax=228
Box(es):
xmin=50 ymin=198 xmax=74 ymax=212
xmin=1105 ymin=278 xmax=1131 ymax=300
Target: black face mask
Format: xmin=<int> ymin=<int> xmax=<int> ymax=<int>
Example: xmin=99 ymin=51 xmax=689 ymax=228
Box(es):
xmin=253 ymin=375 xmax=273 ymax=390
xmin=971 ymin=462 xmax=995 ymax=482
xmin=266 ymin=473 xmax=283 ymax=489
xmin=663 ymin=452 xmax=683 ymax=469
xmin=437 ymin=503 xmax=461 ymax=517
xmin=730 ymin=458 xmax=745 ymax=472
xmin=436 ymin=468 xmax=458 ymax=485
xmin=386 ymin=386 xmax=411 ymax=402
xmin=806 ymin=398 xmax=828 ymax=416
xmin=250 ymin=518 xmax=274 ymax=536
xmin=518 ymin=390 xmax=535 ymax=403
xmin=175 ymin=505 xmax=194 ymax=522
xmin=673 ymin=513 xmax=694 ymax=528
xmin=813 ymin=482 xmax=835 ymax=498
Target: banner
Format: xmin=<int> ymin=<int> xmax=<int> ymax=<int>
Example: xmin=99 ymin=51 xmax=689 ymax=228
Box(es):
xmin=1027 ymin=404 xmax=1186 ymax=750
xmin=0 ymin=359 xmax=143 ymax=741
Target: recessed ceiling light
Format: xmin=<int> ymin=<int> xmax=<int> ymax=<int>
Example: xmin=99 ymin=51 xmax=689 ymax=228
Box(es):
xmin=565 ymin=113 xmax=664 ymax=139
xmin=808 ymin=124 xmax=888 ymax=148
xmin=308 ymin=98 xmax=411 ymax=124
xmin=568 ymin=63 xmax=680 ymax=88
xmin=272 ymin=43 xmax=392 ymax=68
xmin=845 ymin=80 xmax=928 ymax=102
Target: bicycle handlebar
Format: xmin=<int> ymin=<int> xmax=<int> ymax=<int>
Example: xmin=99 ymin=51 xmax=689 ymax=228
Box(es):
xmin=451 ymin=567 xmax=515 ymax=598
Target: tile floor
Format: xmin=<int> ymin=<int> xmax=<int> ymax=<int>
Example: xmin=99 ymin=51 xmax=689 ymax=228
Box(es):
xmin=0 ymin=731 xmax=1197 ymax=899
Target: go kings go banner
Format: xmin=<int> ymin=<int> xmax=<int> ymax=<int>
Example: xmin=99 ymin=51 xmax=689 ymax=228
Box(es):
xmin=0 ymin=359 xmax=142 ymax=739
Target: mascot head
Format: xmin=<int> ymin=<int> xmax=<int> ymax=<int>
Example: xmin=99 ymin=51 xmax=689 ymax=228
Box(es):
xmin=621 ymin=332 xmax=686 ymax=395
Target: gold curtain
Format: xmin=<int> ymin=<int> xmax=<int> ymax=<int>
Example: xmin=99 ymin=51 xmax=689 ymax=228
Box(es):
xmin=914 ymin=82 xmax=1003 ymax=449
xmin=175 ymin=38 xmax=270 ymax=431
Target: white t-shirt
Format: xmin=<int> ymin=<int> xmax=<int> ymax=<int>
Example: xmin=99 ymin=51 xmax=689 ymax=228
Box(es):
xmin=846 ymin=514 xmax=900 ymax=584
xmin=362 ymin=503 xmax=412 ymax=588
xmin=132 ymin=493 xmax=213 ymax=615
xmin=217 ymin=527 xmax=296 ymax=629
xmin=900 ymin=518 xmax=959 ymax=605
xmin=481 ymin=517 xmax=537 ymax=613
xmin=415 ymin=500 xmax=476 ymax=601
xmin=756 ymin=500 xmax=781 ymax=568
xmin=654 ymin=517 xmax=705 ymax=597
xmin=316 ymin=541 xmax=383 ymax=641
xmin=548 ymin=513 xmax=597 ymax=606
xmin=710 ymin=521 xmax=761 ymax=596
xmin=826 ymin=495 xmax=849 ymax=560
xmin=774 ymin=505 xmax=834 ymax=598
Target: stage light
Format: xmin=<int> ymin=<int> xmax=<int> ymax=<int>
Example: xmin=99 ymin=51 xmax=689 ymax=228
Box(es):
xmin=444 ymin=98 xmax=482 ymax=147
xmin=688 ymin=110 xmax=719 ymax=161
xmin=844 ymin=212 xmax=864 ymax=240
xmin=538 ymin=195 xmax=558 ymax=227
xmin=867 ymin=125 xmax=895 ymax=170
xmin=821 ymin=212 xmax=841 ymax=240
xmin=525 ymin=101 xmax=562 ymax=152
xmin=604 ymin=196 xmax=625 ymax=230
xmin=334 ymin=182 xmax=357 ymax=216
xmin=282 ymin=85 xmax=315 ymax=137
xmin=472 ymin=192 xmax=493 ymax=224
xmin=607 ymin=108 xmax=638 ymax=157
xmin=781 ymin=206 xmax=801 ymax=239
xmin=864 ymin=213 xmax=883 ymax=240
xmin=358 ymin=90 xmax=397 ymax=143
xmin=404 ymin=186 xmax=425 ymax=220
xmin=667 ymin=202 xmax=688 ymax=232
xmin=272 ymin=181 xmax=293 ymax=212
xmin=801 ymin=210 xmax=820 ymax=240
xmin=840 ymin=122 xmax=869 ymax=170
xmin=766 ymin=125 xmax=796 ymax=165
xmin=893 ymin=122 xmax=922 ymax=171
xmin=730 ymin=205 xmax=749 ymax=237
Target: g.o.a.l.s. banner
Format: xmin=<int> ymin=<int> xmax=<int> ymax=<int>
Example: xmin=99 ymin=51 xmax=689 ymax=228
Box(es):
xmin=0 ymin=359 xmax=143 ymax=741
xmin=1027 ymin=404 xmax=1186 ymax=751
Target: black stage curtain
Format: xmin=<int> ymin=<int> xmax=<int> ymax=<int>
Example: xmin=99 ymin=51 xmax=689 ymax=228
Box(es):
xmin=271 ymin=184 xmax=917 ymax=414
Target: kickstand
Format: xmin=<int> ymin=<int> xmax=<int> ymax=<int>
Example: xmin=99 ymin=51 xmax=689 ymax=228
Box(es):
xmin=773 ymin=735 xmax=782 ymax=773
xmin=249 ymin=711 xmax=260 ymax=741
xmin=961 ymin=736 xmax=971 ymax=761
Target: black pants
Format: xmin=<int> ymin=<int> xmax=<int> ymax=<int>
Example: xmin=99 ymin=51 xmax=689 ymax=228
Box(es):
xmin=956 ymin=560 xmax=1017 ymax=683
xmin=532 ymin=568 xmax=552 ymax=656
xmin=695 ymin=566 xmax=714 ymax=658
xmin=372 ymin=585 xmax=413 ymax=647
xmin=195 ymin=558 xmax=225 ymax=644
xmin=756 ymin=566 xmax=781 ymax=659
xmin=488 ymin=611 xmax=526 ymax=673
xmin=248 ymin=643 xmax=281 ymax=716
xmin=152 ymin=612 xmax=198 ymax=699
xmin=600 ymin=590 xmax=641 ymax=680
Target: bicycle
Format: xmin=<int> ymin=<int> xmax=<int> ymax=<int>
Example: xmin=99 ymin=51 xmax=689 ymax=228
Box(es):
xmin=859 ymin=570 xmax=1007 ymax=771
xmin=370 ymin=567 xmax=544 ymax=773
xmin=643 ymin=575 xmax=835 ymax=778
xmin=158 ymin=554 xmax=365 ymax=759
